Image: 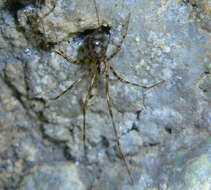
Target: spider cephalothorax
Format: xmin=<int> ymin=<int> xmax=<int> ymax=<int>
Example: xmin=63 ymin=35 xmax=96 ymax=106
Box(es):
xmin=84 ymin=27 xmax=110 ymax=60
xmin=83 ymin=26 xmax=110 ymax=74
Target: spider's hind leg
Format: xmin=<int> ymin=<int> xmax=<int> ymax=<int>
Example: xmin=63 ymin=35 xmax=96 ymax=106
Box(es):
xmin=110 ymin=65 xmax=165 ymax=89
xmin=53 ymin=49 xmax=81 ymax=65
xmin=49 ymin=71 xmax=89 ymax=101
xmin=82 ymin=74 xmax=96 ymax=159
xmin=105 ymin=63 xmax=134 ymax=184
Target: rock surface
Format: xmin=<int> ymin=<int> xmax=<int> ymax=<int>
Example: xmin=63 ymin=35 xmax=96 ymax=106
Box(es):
xmin=0 ymin=0 xmax=210 ymax=189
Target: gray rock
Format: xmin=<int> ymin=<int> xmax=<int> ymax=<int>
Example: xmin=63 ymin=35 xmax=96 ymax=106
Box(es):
xmin=0 ymin=0 xmax=210 ymax=189
xmin=20 ymin=162 xmax=85 ymax=190
xmin=186 ymin=0 xmax=211 ymax=32
xmin=158 ymin=137 xmax=211 ymax=190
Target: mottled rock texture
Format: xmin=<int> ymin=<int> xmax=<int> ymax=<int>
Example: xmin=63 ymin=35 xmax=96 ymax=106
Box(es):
xmin=0 ymin=0 xmax=210 ymax=189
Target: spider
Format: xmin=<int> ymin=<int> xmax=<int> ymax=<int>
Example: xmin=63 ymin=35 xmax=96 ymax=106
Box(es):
xmin=35 ymin=0 xmax=164 ymax=183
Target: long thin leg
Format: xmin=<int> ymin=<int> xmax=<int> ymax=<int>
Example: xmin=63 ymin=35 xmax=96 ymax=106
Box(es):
xmin=110 ymin=65 xmax=165 ymax=89
xmin=53 ymin=49 xmax=81 ymax=65
xmin=107 ymin=13 xmax=131 ymax=62
xmin=32 ymin=0 xmax=55 ymax=46
xmin=37 ymin=0 xmax=56 ymax=23
xmin=82 ymin=74 xmax=96 ymax=158
xmin=49 ymin=71 xmax=89 ymax=100
xmin=93 ymin=0 xmax=107 ymax=59
xmin=105 ymin=63 xmax=133 ymax=183
xmin=93 ymin=0 xmax=100 ymax=26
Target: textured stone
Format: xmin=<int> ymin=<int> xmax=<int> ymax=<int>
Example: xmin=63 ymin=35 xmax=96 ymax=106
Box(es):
xmin=0 ymin=0 xmax=210 ymax=189
xmin=20 ymin=162 xmax=85 ymax=190
xmin=158 ymin=137 xmax=211 ymax=190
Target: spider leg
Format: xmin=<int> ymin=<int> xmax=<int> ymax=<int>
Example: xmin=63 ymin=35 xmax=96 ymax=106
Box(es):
xmin=107 ymin=13 xmax=131 ymax=62
xmin=30 ymin=0 xmax=55 ymax=47
xmin=105 ymin=63 xmax=133 ymax=183
xmin=49 ymin=71 xmax=89 ymax=100
xmin=93 ymin=0 xmax=106 ymax=59
xmin=82 ymin=74 xmax=96 ymax=158
xmin=110 ymin=65 xmax=165 ymax=89
xmin=36 ymin=0 xmax=56 ymax=24
xmin=53 ymin=49 xmax=81 ymax=65
xmin=93 ymin=0 xmax=100 ymax=26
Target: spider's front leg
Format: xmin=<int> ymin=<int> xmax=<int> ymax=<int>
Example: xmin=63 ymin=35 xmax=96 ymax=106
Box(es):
xmin=36 ymin=0 xmax=56 ymax=25
xmin=107 ymin=13 xmax=131 ymax=62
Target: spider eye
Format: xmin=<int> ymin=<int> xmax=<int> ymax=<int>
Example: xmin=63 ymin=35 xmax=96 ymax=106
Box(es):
xmin=94 ymin=40 xmax=101 ymax=46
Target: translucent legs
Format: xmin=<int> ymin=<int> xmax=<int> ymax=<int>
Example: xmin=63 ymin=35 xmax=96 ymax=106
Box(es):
xmin=105 ymin=63 xmax=133 ymax=183
xmin=49 ymin=71 xmax=89 ymax=100
xmin=110 ymin=65 xmax=165 ymax=89
xmin=82 ymin=74 xmax=96 ymax=158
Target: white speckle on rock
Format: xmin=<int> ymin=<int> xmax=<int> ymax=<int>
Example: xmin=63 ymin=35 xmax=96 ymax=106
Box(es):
xmin=162 ymin=68 xmax=173 ymax=80
xmin=164 ymin=46 xmax=171 ymax=53
xmin=135 ymin=36 xmax=140 ymax=43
